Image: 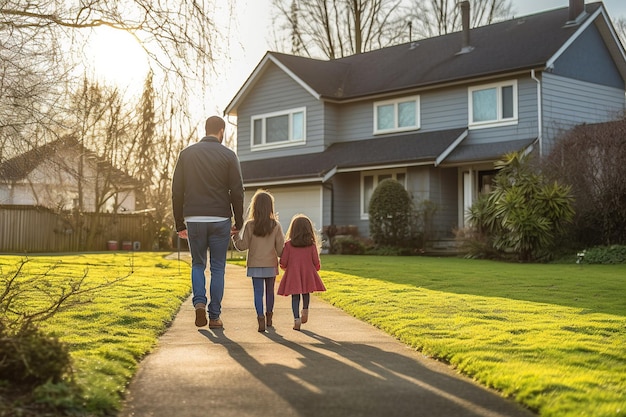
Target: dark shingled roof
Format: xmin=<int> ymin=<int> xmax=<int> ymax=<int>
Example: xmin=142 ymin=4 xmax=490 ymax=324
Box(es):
xmin=258 ymin=3 xmax=605 ymax=101
xmin=240 ymin=128 xmax=467 ymax=183
xmin=443 ymin=138 xmax=537 ymax=164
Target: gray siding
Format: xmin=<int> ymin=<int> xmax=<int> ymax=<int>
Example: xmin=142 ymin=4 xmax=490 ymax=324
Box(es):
xmin=328 ymin=76 xmax=539 ymax=145
xmin=421 ymin=87 xmax=466 ymax=131
xmin=333 ymin=101 xmax=372 ymax=142
xmin=406 ymin=166 xmax=458 ymax=239
xmin=236 ymin=64 xmax=325 ymax=161
xmin=330 ymin=172 xmax=368 ymax=235
xmin=323 ymin=102 xmax=340 ymax=146
xmin=322 ymin=185 xmax=332 ymax=227
xmin=428 ymin=167 xmax=458 ymax=238
xmin=552 ymin=23 xmax=624 ymax=89
xmin=542 ymin=72 xmax=625 ymax=154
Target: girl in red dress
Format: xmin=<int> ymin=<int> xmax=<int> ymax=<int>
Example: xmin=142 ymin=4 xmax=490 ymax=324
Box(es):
xmin=277 ymin=214 xmax=326 ymax=330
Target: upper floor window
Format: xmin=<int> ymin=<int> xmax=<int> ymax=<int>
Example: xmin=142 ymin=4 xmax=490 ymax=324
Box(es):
xmin=361 ymin=170 xmax=407 ymax=219
xmin=374 ymin=96 xmax=420 ymax=134
xmin=468 ymin=80 xmax=517 ymax=129
xmin=251 ymin=107 xmax=305 ymax=149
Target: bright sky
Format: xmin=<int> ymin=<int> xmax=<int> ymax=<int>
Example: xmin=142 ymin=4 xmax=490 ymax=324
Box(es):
xmin=85 ymin=0 xmax=626 ymax=126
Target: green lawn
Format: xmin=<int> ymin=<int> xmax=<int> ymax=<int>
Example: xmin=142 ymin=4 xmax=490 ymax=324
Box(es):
xmin=0 ymin=252 xmax=191 ymax=415
xmin=316 ymin=255 xmax=626 ymax=417
xmin=1 ymin=253 xmax=625 ymax=416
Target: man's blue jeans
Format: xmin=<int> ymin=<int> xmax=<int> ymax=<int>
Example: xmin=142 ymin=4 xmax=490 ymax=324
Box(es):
xmin=186 ymin=220 xmax=231 ymax=320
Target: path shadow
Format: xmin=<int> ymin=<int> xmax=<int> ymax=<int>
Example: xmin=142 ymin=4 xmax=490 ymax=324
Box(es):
xmin=199 ymin=328 xmax=533 ymax=417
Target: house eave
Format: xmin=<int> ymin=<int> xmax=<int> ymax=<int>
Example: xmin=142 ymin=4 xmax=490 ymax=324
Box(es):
xmin=318 ymin=67 xmax=547 ymax=104
xmin=244 ymin=176 xmax=324 ymax=188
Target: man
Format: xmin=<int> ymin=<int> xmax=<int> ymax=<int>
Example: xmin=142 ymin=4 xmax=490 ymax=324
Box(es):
xmin=172 ymin=116 xmax=244 ymax=328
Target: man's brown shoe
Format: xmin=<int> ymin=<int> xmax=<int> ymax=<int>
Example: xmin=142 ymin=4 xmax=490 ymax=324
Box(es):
xmin=195 ymin=304 xmax=208 ymax=327
xmin=209 ymin=318 xmax=223 ymax=329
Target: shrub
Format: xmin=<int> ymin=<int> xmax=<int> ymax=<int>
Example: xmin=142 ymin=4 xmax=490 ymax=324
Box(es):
xmin=580 ymin=245 xmax=626 ymax=264
xmin=333 ymin=236 xmax=366 ymax=255
xmin=0 ymin=323 xmax=71 ymax=388
xmin=368 ymin=179 xmax=413 ymax=247
xmin=544 ymin=119 xmax=626 ymax=246
xmin=466 ymin=151 xmax=574 ymax=262
xmin=0 ymin=259 xmax=130 ymax=416
xmin=366 ymin=245 xmax=424 ymax=256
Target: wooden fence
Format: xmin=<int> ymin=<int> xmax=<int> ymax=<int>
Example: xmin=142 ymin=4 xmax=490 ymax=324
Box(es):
xmin=0 ymin=205 xmax=161 ymax=253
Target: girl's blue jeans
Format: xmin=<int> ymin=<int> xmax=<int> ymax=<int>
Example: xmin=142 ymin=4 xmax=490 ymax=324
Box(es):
xmin=252 ymin=277 xmax=275 ymax=316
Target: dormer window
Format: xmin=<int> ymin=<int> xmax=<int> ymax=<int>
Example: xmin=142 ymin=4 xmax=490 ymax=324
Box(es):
xmin=251 ymin=107 xmax=306 ymax=150
xmin=468 ymin=80 xmax=517 ymax=129
xmin=374 ymin=96 xmax=420 ymax=134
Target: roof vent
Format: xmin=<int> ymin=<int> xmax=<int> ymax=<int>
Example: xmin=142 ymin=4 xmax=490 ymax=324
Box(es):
xmin=457 ymin=1 xmax=474 ymax=54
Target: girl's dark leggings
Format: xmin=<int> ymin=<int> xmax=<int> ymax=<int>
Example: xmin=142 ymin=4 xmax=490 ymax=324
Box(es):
xmin=252 ymin=277 xmax=275 ymax=316
xmin=291 ymin=293 xmax=310 ymax=318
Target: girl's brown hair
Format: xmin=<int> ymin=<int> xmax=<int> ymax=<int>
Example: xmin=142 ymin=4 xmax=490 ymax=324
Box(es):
xmin=247 ymin=190 xmax=277 ymax=236
xmin=286 ymin=214 xmax=317 ymax=248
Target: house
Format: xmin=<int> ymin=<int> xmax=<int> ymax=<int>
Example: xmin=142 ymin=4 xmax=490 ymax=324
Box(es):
xmin=0 ymin=136 xmax=140 ymax=213
xmin=224 ymin=0 xmax=626 ymax=246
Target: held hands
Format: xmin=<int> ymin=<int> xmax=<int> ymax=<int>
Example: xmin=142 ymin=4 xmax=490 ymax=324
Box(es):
xmin=230 ymin=225 xmax=239 ymax=236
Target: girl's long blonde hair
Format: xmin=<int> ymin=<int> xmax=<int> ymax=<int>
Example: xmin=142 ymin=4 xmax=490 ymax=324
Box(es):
xmin=246 ymin=189 xmax=278 ymax=237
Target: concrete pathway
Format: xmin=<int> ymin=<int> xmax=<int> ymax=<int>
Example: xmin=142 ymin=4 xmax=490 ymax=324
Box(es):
xmin=118 ymin=261 xmax=535 ymax=417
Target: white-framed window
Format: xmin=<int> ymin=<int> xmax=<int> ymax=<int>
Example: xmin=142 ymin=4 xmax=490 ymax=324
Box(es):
xmin=251 ymin=107 xmax=306 ymax=149
xmin=360 ymin=170 xmax=407 ymax=219
xmin=468 ymin=80 xmax=517 ymax=129
xmin=374 ymin=96 xmax=420 ymax=134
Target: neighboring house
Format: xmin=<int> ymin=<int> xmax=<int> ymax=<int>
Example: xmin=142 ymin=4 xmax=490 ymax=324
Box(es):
xmin=225 ymin=0 xmax=626 ymax=245
xmin=0 ymin=136 xmax=140 ymax=213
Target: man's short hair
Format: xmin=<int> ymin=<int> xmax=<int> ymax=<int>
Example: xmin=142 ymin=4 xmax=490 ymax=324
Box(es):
xmin=205 ymin=116 xmax=225 ymax=135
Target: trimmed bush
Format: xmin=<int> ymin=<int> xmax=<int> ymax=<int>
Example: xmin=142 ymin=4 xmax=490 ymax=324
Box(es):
xmin=368 ymin=179 xmax=413 ymax=247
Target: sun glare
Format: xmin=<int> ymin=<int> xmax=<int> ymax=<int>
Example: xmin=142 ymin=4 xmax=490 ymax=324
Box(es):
xmin=85 ymin=26 xmax=150 ymax=88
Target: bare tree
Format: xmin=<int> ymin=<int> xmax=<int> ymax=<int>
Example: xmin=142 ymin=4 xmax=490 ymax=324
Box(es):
xmin=271 ymin=0 xmax=407 ymax=59
xmin=406 ymin=0 xmax=512 ymax=39
xmin=1 ymin=0 xmax=228 ymax=162
xmin=0 ymin=4 xmax=70 ymax=160
xmin=270 ymin=0 xmax=513 ymax=59
xmin=129 ymin=76 xmax=192 ymax=241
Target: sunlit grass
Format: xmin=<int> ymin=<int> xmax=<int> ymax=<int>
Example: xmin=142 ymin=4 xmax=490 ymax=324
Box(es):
xmin=0 ymin=252 xmax=190 ymax=413
xmin=3 ymin=253 xmax=625 ymax=416
xmin=316 ymin=255 xmax=626 ymax=417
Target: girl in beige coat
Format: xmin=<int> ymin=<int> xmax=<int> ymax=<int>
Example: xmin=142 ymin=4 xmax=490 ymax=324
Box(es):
xmin=232 ymin=190 xmax=284 ymax=332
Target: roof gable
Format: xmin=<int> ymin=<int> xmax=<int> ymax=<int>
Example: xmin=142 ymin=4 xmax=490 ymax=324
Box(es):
xmin=226 ymin=2 xmax=626 ymax=114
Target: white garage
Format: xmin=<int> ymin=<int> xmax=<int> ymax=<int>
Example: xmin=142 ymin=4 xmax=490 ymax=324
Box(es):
xmin=244 ymin=184 xmax=323 ymax=234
